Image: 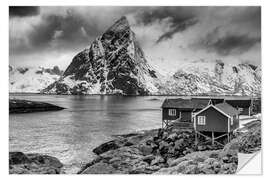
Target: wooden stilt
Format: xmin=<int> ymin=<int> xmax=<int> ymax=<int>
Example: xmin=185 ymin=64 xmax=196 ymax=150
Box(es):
xmin=212 ymin=131 xmax=214 ymax=146
xmin=227 ymin=133 xmax=230 ymax=143
xmin=195 ymin=131 xmax=198 ymax=145
xmin=196 ymin=131 xmax=226 ymax=147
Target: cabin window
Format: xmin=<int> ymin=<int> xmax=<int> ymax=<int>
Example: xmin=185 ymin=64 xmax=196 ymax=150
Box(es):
xmin=238 ymin=108 xmax=243 ymax=112
xmin=168 ymin=109 xmax=176 ymax=116
xmin=197 ymin=116 xmax=206 ymax=125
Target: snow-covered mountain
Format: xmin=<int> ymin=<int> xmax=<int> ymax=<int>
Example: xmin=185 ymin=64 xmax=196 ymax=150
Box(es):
xmin=43 ymin=16 xmax=159 ymax=95
xmin=9 ymin=66 xmax=62 ymax=93
xmin=10 ymin=16 xmax=261 ymax=96
xmin=156 ymin=60 xmax=261 ymax=96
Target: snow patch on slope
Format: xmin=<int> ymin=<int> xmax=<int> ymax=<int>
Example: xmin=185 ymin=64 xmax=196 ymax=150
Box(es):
xmin=9 ymin=66 xmax=62 ymax=93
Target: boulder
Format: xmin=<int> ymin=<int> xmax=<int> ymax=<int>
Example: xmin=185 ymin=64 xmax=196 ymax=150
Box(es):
xmin=204 ymin=158 xmax=217 ymax=165
xmin=167 ymin=133 xmax=178 ymax=141
xmin=159 ymin=141 xmax=169 ymax=150
xmin=183 ymin=164 xmax=198 ymax=174
xmin=93 ymin=140 xmax=122 ymax=155
xmin=142 ymin=154 xmax=155 ymax=164
xmin=81 ymin=162 xmax=117 ymax=174
xmin=151 ymin=156 xmax=165 ymax=166
xmin=139 ymin=144 xmax=153 ymax=156
xmin=146 ymin=165 xmax=161 ymax=171
xmin=174 ymin=139 xmax=184 ymax=149
xmin=26 ymin=153 xmax=63 ymax=169
xmin=9 ymin=152 xmax=31 ymax=165
xmin=9 ymin=152 xmax=63 ymax=174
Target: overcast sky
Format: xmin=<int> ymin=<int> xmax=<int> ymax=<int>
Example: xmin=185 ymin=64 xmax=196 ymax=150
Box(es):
xmin=9 ymin=6 xmax=261 ymax=71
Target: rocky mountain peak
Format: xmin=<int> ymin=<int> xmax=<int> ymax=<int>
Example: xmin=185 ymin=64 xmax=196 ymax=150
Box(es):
xmin=105 ymin=16 xmax=130 ymax=33
xmin=43 ymin=16 xmax=158 ymax=95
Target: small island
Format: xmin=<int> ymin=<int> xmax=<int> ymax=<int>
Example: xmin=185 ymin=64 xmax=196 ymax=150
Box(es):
xmin=9 ymin=99 xmax=65 ymax=113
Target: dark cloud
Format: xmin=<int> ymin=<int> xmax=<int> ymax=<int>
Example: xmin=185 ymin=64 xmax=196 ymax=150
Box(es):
xmin=156 ymin=17 xmax=198 ymax=43
xmin=9 ymin=6 xmax=261 ymax=68
xmin=9 ymin=6 xmax=40 ymax=17
xmin=135 ymin=7 xmax=199 ymax=43
xmin=17 ymin=9 xmax=104 ymax=54
xmin=230 ymin=7 xmax=261 ymax=30
xmin=191 ymin=27 xmax=260 ymax=56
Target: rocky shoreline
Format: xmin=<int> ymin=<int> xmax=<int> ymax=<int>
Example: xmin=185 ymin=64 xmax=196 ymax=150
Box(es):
xmin=77 ymin=118 xmax=261 ymax=174
xmin=9 ymin=99 xmax=65 ymax=113
xmin=77 ymin=128 xmax=238 ymax=174
xmin=9 ymin=118 xmax=260 ymax=174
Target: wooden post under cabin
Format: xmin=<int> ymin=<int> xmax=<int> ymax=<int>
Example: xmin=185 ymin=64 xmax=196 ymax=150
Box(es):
xmin=195 ymin=131 xmax=198 ymax=145
xmin=212 ymin=131 xmax=214 ymax=146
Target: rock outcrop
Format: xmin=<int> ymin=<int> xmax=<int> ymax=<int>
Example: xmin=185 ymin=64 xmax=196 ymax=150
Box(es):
xmin=9 ymin=152 xmax=63 ymax=174
xmin=78 ymin=128 xmax=238 ymax=174
xmin=237 ymin=119 xmax=261 ymax=153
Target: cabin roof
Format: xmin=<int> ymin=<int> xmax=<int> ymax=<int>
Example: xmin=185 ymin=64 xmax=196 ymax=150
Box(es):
xmin=225 ymin=99 xmax=251 ymax=108
xmin=161 ymin=98 xmax=209 ymax=109
xmin=194 ymin=102 xmax=240 ymax=118
xmin=191 ymin=98 xmax=224 ymax=105
xmin=215 ymin=102 xmax=240 ymax=116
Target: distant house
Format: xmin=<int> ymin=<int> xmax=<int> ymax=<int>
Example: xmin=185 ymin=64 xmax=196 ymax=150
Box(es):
xmin=225 ymin=99 xmax=252 ymax=116
xmin=161 ymin=97 xmax=257 ymax=130
xmin=161 ymin=98 xmax=210 ymax=129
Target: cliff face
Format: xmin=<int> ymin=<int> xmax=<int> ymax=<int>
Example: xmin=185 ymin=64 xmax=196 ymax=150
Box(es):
xmin=43 ymin=17 xmax=159 ymax=95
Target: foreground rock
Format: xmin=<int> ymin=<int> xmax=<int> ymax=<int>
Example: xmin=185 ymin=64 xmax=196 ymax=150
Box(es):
xmin=9 ymin=152 xmax=63 ymax=174
xmin=9 ymin=99 xmax=65 ymax=113
xmin=155 ymin=139 xmax=238 ymax=174
xmin=78 ymin=128 xmax=237 ymax=174
xmin=237 ymin=119 xmax=261 ymax=153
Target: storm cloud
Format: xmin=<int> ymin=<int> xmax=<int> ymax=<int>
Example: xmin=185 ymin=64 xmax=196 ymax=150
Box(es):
xmin=191 ymin=27 xmax=261 ymax=56
xmin=9 ymin=6 xmax=261 ymax=71
xmin=9 ymin=6 xmax=40 ymax=17
xmin=135 ymin=7 xmax=200 ymax=43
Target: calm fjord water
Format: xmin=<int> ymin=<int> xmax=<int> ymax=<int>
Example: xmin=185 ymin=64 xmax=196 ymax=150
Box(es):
xmin=9 ymin=94 xmax=165 ymax=173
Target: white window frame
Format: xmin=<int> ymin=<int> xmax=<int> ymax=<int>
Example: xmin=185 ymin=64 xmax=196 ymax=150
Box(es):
xmin=230 ymin=117 xmax=234 ymax=125
xmin=168 ymin=109 xmax=176 ymax=116
xmin=197 ymin=116 xmax=206 ymax=125
xmin=191 ymin=112 xmax=195 ymax=122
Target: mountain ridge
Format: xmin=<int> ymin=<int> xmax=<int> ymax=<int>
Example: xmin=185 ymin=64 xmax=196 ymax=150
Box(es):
xmin=9 ymin=16 xmax=261 ymax=96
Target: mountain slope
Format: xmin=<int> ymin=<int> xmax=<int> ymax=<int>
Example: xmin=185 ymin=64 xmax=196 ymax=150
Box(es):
xmin=156 ymin=61 xmax=261 ymax=96
xmin=43 ymin=16 xmax=159 ymax=95
xmin=9 ymin=66 xmax=62 ymax=93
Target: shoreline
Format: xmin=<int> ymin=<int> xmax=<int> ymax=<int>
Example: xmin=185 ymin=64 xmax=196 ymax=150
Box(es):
xmin=77 ymin=127 xmax=237 ymax=174
xmin=9 ymin=118 xmax=261 ymax=174
xmin=77 ymin=117 xmax=261 ymax=174
xmin=9 ymin=92 xmax=260 ymax=98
